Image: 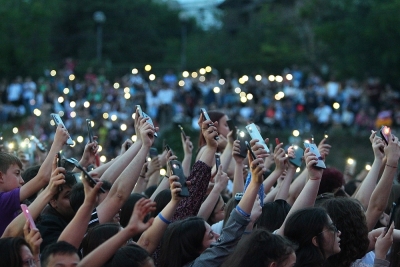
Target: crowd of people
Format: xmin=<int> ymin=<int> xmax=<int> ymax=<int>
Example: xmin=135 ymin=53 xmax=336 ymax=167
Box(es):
xmin=1 ymin=101 xmax=400 ymax=267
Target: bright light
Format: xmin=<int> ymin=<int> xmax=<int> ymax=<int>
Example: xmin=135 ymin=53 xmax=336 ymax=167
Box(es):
xmin=276 ymin=75 xmax=283 ymax=82
xmin=59 ymin=111 xmax=64 ymax=117
xmin=98 ymin=145 xmax=103 ymax=152
xmin=199 ymin=76 xmax=206 ymax=82
xmin=333 ymin=102 xmax=340 ymax=109
xmin=191 ymin=72 xmax=198 ymax=78
xmin=8 ymin=143 xmax=14 ymax=150
xmin=100 ymin=155 xmax=107 ymax=163
xmin=240 ymin=96 xmax=247 ymax=103
xmin=347 ymin=158 xmax=354 ymax=165
xmin=91 ymin=121 xmax=94 ymax=127
xmin=70 ymin=141 xmax=76 ymax=148
xmin=120 ymin=124 xmax=127 ymax=131
xmin=145 ymin=65 xmax=152 ymax=71
xmin=178 ymin=80 xmax=185 ymax=87
xmin=33 ymin=109 xmax=41 ymax=116
xmin=199 ymin=68 xmax=206 ymax=75
xmin=50 ymin=70 xmax=56 ymax=76
xmin=111 ymin=115 xmax=118 ymax=121
xmin=58 ymin=96 xmax=64 ymax=103
xmin=205 ymin=66 xmax=212 ymax=72
xmin=296 ymin=167 xmax=301 ymax=173
xmin=275 ymin=91 xmax=285 ymax=101
xmin=239 ymin=78 xmax=245 ymax=84
xmin=219 ymin=79 xmax=225 ymax=85
xmin=268 ymin=75 xmax=275 ymax=82
xmin=50 ymin=120 xmax=55 ymax=126
xmin=160 ymin=168 xmax=166 ymax=176
xmin=293 ymin=130 xmax=300 ymax=137
xmin=69 ymin=74 xmax=75 ymax=81
xmin=12 ymin=127 xmax=18 ymax=134
xmin=124 ymin=87 xmax=130 ymax=93
xmin=70 ymin=111 xmax=76 ymax=118
xmin=235 ymin=87 xmax=241 ymax=94
xmin=365 ymin=164 xmax=371 ymax=171
xmin=255 ymin=75 xmax=262 ymax=81
xmin=239 ymin=131 xmax=245 ymax=138
xmin=213 ymin=87 xmax=220 ymax=93
xmin=70 ymin=101 xmax=76 ymax=108
xmin=286 ymin=74 xmax=293 ymax=81
xmin=63 ymin=88 xmax=70 ymax=95
xmin=132 ymin=113 xmax=136 ymax=120
xmin=132 ymin=68 xmax=138 ymax=74
xmin=304 ymin=140 xmax=310 ymax=143
xmin=242 ymin=75 xmax=249 ymax=82
xmin=132 ymin=135 xmax=137 ymax=142
xmin=182 ymin=71 xmax=189 ymax=78
xmin=103 ymin=113 xmax=109 ymax=119
xmin=239 ymin=92 xmax=246 ymax=98
xmin=84 ymin=101 xmax=90 ymax=108
xmin=77 ymin=136 xmax=84 ymax=143
xmin=113 ymin=83 xmax=120 ymax=89
xmin=247 ymin=93 xmax=253 ymax=100
xmin=124 ymin=93 xmax=131 ymax=99
xmin=149 ymin=74 xmax=156 ymax=81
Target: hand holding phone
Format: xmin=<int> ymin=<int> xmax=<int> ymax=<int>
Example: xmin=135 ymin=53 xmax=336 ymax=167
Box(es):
xmin=136 ymin=105 xmax=158 ymax=137
xmin=200 ymin=108 xmax=219 ymax=141
xmin=64 ymin=158 xmax=106 ymax=193
xmin=51 ymin=113 xmax=74 ymax=146
xmin=86 ymin=119 xmax=94 ymax=143
xmin=21 ymin=204 xmax=37 ymax=230
xmin=245 ymin=141 xmax=257 ymax=160
xmin=237 ymin=130 xmax=249 ymax=158
xmin=245 ymin=123 xmax=270 ymax=153
xmin=303 ymin=142 xmax=326 ymax=169
xmin=386 ymin=202 xmax=397 ymax=233
xmin=289 ymin=145 xmax=304 ymax=167
xmin=215 ymin=153 xmax=221 ymax=169
xmin=378 ymin=126 xmax=391 ymax=145
xmin=169 ymin=160 xmax=189 ymax=197
xmin=178 ymin=125 xmax=187 ymax=139
xmin=227 ymin=120 xmax=237 ymax=140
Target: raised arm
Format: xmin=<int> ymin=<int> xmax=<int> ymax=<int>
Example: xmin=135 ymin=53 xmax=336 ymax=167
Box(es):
xmin=149 ymin=151 xmax=177 ymax=201
xmin=275 ymin=146 xmax=296 ymax=201
xmin=72 ymin=140 xmax=98 ymax=173
xmin=232 ymin=140 xmax=245 ymax=195
xmin=261 ymin=142 xmax=287 ymax=194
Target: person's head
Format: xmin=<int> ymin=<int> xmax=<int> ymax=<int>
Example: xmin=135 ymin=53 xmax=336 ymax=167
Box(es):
xmin=21 ymin=165 xmax=41 ymax=202
xmin=81 ymin=223 xmax=120 ymax=257
xmin=222 ymin=229 xmax=297 ymax=267
xmin=0 ymin=237 xmax=33 ymax=267
xmin=0 ymin=152 xmax=24 ymax=192
xmin=159 ymin=216 xmax=219 ymax=267
xmin=143 ymin=185 xmax=157 ymax=199
xmin=318 ymin=197 xmax=369 ymax=267
xmin=41 ymin=241 xmax=80 ymax=267
xmin=197 ymin=111 xmax=229 ymax=149
xmin=255 ymin=199 xmax=291 ymax=232
xmin=110 ymin=244 xmax=154 ymax=267
xmin=284 ymin=207 xmax=341 ymax=267
xmin=49 ymin=172 xmax=77 ymax=221
xmin=150 ymin=189 xmax=171 ymax=218
xmin=119 ymin=193 xmax=146 ymax=228
xmin=344 ymin=180 xmax=361 ymax=196
xmin=207 ymin=195 xmax=225 ymax=225
xmin=318 ymin=168 xmax=345 ymax=195
xmin=69 ymin=179 xmax=112 ymax=213
xmin=223 ymin=197 xmax=240 ymax=227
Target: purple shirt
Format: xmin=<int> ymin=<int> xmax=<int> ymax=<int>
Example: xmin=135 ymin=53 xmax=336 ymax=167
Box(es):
xmin=0 ymin=188 xmax=21 ymax=235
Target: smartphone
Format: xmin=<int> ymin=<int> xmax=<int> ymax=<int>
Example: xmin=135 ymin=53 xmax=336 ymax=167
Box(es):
xmin=324 ymin=131 xmax=329 ymax=139
xmin=200 ymin=108 xmax=219 ymax=140
xmin=149 ymin=147 xmax=158 ymax=159
xmin=136 ymin=105 xmax=158 ymax=137
xmin=227 ymin=120 xmax=237 ymax=140
xmin=289 ymin=145 xmax=304 ymax=167
xmin=169 ymin=160 xmax=190 ymax=197
xmin=51 ymin=113 xmax=74 ymax=145
xmin=245 ymin=141 xmax=257 ymax=160
xmin=86 ymin=119 xmax=94 ymax=143
xmin=164 ymin=145 xmax=173 ymax=156
xmin=237 ymin=130 xmax=248 ymax=158
xmin=377 ymin=126 xmax=391 ymax=145
xmin=64 ymin=158 xmax=106 ymax=193
xmin=215 ymin=153 xmax=221 ymax=169
xmin=303 ymin=142 xmax=326 ymax=169
xmin=346 ymin=158 xmax=357 ymax=176
xmin=245 ymin=123 xmax=270 ymax=153
xmin=235 ymin=192 xmax=244 ymax=201
xmin=386 ymin=202 xmax=397 ymax=233
xmin=178 ymin=125 xmax=187 ymax=139
xmin=21 ymin=204 xmax=36 ymax=229
xmin=57 ymin=152 xmax=62 ymax=168
xmin=29 ymin=135 xmax=46 ymax=152
xmin=311 ymin=135 xmax=315 ymax=144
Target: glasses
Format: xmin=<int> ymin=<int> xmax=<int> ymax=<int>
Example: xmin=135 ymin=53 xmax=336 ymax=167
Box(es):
xmin=318 ymin=224 xmax=338 ymax=235
xmin=22 ymin=259 xmax=36 ymax=267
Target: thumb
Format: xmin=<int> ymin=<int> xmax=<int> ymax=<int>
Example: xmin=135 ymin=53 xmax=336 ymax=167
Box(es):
xmin=52 ymin=154 xmax=58 ymax=172
xmin=217 ymin=164 xmax=223 ymax=174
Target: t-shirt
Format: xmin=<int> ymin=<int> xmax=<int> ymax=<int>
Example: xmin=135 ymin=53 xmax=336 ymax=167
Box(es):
xmin=0 ymin=188 xmax=21 ymax=235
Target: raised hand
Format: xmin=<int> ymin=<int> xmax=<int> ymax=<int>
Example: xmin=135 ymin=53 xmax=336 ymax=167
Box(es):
xmin=232 ymin=140 xmax=245 ymax=164
xmin=147 ymin=156 xmax=161 ymax=176
xmin=375 ymin=223 xmax=394 ymax=260
xmin=384 ymin=134 xmax=400 ymax=166
xmin=23 ymin=220 xmax=42 ymax=260
xmin=127 ymin=198 xmax=156 ymax=235
xmin=304 ymin=147 xmax=324 ymax=180
xmin=250 ymin=138 xmax=269 ymax=159
xmin=169 ymin=175 xmax=183 ymax=202
xmin=317 ymin=138 xmax=331 ymax=160
xmin=214 ymin=165 xmax=229 ymax=192
xmin=199 ymin=115 xmax=219 ymax=149
xmin=181 ymin=133 xmax=194 ymax=155
xmin=53 ymin=124 xmax=71 ymax=147
xmin=46 ymin=154 xmax=67 ymax=196
xmin=120 ymin=139 xmax=133 ymax=154
xmin=273 ymin=143 xmax=287 ymax=172
xmin=248 ymin=150 xmax=266 ymax=184
xmin=138 ymin=117 xmax=157 ymax=148
xmin=80 ymin=138 xmax=99 ymax=166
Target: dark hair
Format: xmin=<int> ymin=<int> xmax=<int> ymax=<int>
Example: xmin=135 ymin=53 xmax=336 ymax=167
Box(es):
xmin=144 ymin=185 xmax=158 ymax=198
xmin=318 ymin=168 xmax=345 ymax=195
xmin=223 ymin=197 xmax=240 ymax=227
xmin=319 ymin=198 xmax=369 ymax=267
xmin=159 ymin=216 xmax=206 ymax=267
xmin=284 ymin=207 xmax=330 ymax=267
xmin=0 ymin=152 xmax=22 ymax=174
xmin=81 ymin=223 xmax=120 ymax=257
xmin=222 ymin=229 xmax=297 ymax=267
xmin=207 ymin=195 xmax=223 ymax=225
xmin=22 ymin=165 xmax=41 ymax=202
xmin=150 ymin=189 xmax=171 ymax=218
xmin=51 ymin=171 xmax=79 ymax=201
xmin=41 ymin=241 xmax=79 ymax=267
xmin=0 ymin=237 xmax=30 ymax=267
xmin=110 ymin=244 xmax=152 ymax=267
xmin=197 ymin=110 xmax=226 ymax=151
xmin=119 ymin=193 xmax=146 ymax=228
xmin=69 ymin=180 xmax=112 ymax=212
xmin=344 ymin=180 xmax=361 ymax=196
xmin=255 ymin=199 xmax=291 ymax=232
xmin=389 ymin=207 xmax=400 ymax=266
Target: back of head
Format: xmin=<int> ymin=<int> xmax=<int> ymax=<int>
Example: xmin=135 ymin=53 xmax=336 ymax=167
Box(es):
xmin=0 ymin=237 xmax=28 ymax=267
xmin=159 ymin=216 xmax=206 ymax=267
xmin=69 ymin=180 xmax=112 ymax=212
xmin=0 ymin=152 xmax=22 ymax=173
xmin=284 ymin=207 xmax=328 ymax=267
xmin=222 ymin=229 xmax=297 ymax=267
xmin=255 ymin=199 xmax=291 ymax=232
xmin=41 ymin=241 xmax=79 ymax=267
xmin=111 ymin=244 xmax=152 ymax=267
xmin=318 ymin=197 xmax=369 ymax=267
xmin=223 ymin=197 xmax=240 ymax=227
xmin=150 ymin=189 xmax=171 ymax=218
xmin=22 ymin=165 xmax=41 ymax=202
xmin=120 ymin=193 xmax=146 ymax=228
xmin=318 ymin=168 xmax=345 ymax=195
xmin=81 ymin=223 xmax=120 ymax=257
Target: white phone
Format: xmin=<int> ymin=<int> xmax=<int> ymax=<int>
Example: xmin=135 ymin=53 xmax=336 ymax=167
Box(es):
xmin=303 ymin=142 xmax=326 ymax=169
xmin=245 ymin=123 xmax=270 ymax=153
xmin=50 ymin=113 xmax=74 ymax=145
xmin=136 ymin=105 xmax=158 ymax=137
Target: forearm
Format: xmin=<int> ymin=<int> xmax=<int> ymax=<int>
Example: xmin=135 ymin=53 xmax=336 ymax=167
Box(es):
xmin=58 ymin=202 xmax=94 ymax=248
xmin=133 ymin=177 xmax=148 ymax=194
xmin=182 ymin=153 xmax=192 ymax=178
xmin=199 ymin=146 xmax=217 ymax=168
xmin=354 ymin=158 xmax=383 ymax=209
xmin=232 ymin=162 xmax=244 ymax=195
xmin=220 ymin=143 xmax=233 ymax=173
xmin=197 ymin=189 xmax=221 ymax=220
xmin=263 ymin=169 xmax=283 ymax=194
xmin=146 ymin=171 xmax=160 ymax=188
xmin=264 ymin=186 xmax=279 ymax=203
xmin=287 ymin=168 xmax=308 ymax=205
xmin=237 ymin=182 xmax=259 ymax=214
xmin=275 ymin=166 xmax=295 ymax=201
xmin=94 ymin=158 xmax=117 ymax=180
xmin=150 ymin=177 xmax=169 ymax=201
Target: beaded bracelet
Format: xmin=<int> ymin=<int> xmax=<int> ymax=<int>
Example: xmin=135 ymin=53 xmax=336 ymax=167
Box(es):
xmin=236 ymin=205 xmax=250 ymax=218
xmin=386 ymin=164 xmax=398 ymax=169
xmin=158 ymin=213 xmax=172 ymax=224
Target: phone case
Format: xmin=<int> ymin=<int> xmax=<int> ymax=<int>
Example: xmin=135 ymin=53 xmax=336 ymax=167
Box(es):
xmin=227 ymin=120 xmax=237 ymax=140
xmin=51 ymin=113 xmax=74 ymax=145
xmin=178 ymin=125 xmax=187 ymax=139
xmin=57 ymin=152 xmax=62 ymax=168
xmin=303 ymin=143 xmax=326 ymax=169
xmin=21 ymin=204 xmax=36 ymax=229
xmin=387 ymin=202 xmax=397 ymax=232
xmin=245 ymin=141 xmax=257 ymax=160
xmin=237 ymin=130 xmax=248 ymax=158
xmin=64 ymin=158 xmax=106 ymax=193
xmin=200 ymin=108 xmax=219 ymax=141
xmin=288 ymin=146 xmax=304 ymax=167
xmin=245 ymin=123 xmax=270 ymax=153
xmin=136 ymin=105 xmax=158 ymax=137
xmin=30 ymin=135 xmax=46 ymax=152
xmin=169 ymin=160 xmax=190 ymax=197
xmin=86 ymin=119 xmax=94 ymax=143
xmin=215 ymin=154 xmax=221 ymax=169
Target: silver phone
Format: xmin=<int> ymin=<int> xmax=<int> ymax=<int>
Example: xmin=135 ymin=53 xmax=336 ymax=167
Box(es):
xmin=303 ymin=142 xmax=326 ymax=169
xmin=50 ymin=113 xmax=74 ymax=145
xmin=245 ymin=123 xmax=270 ymax=153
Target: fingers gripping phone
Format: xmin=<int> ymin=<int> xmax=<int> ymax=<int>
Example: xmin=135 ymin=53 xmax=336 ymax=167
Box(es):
xmin=215 ymin=153 xmax=221 ymax=169
xmin=86 ymin=119 xmax=94 ymax=143
xmin=136 ymin=105 xmax=158 ymax=137
xmin=386 ymin=202 xmax=397 ymax=233
xmin=237 ymin=130 xmax=249 ymax=158
xmin=149 ymin=147 xmax=158 ymax=159
xmin=51 ymin=113 xmax=74 ymax=146
xmin=164 ymin=145 xmax=173 ymax=156
xmin=178 ymin=125 xmax=187 ymax=139
xmin=21 ymin=204 xmax=36 ymax=230
xmin=303 ymin=142 xmax=326 ymax=169
xmin=64 ymin=158 xmax=106 ymax=193
xmin=200 ymin=108 xmax=219 ymax=141
xmin=169 ymin=160 xmax=190 ymax=197
xmin=289 ymin=146 xmax=304 ymax=167
xmin=227 ymin=119 xmax=237 ymax=140
xmin=245 ymin=141 xmax=257 ymax=160
xmin=377 ymin=126 xmax=391 ymax=145
xmin=245 ymin=123 xmax=270 ymax=153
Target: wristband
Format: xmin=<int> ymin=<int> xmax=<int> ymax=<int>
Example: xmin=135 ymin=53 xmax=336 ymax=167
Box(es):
xmin=386 ymin=164 xmax=398 ymax=169
xmin=236 ymin=205 xmax=250 ymax=218
xmin=158 ymin=213 xmax=172 ymax=225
